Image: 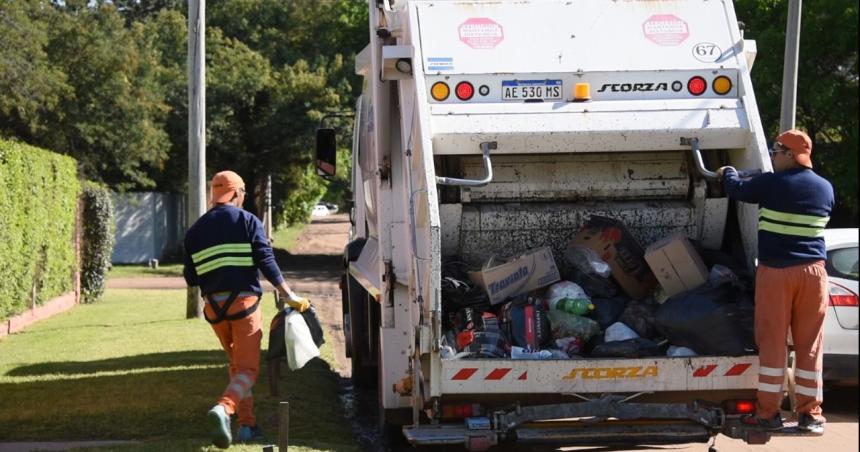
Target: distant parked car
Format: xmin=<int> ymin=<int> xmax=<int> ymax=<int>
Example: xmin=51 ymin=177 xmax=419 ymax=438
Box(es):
xmin=311 ymin=204 xmax=330 ymax=217
xmin=323 ymin=202 xmax=339 ymax=214
xmin=822 ymin=228 xmax=858 ymax=384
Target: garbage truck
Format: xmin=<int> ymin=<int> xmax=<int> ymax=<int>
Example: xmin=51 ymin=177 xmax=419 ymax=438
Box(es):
xmin=315 ymin=0 xmax=810 ymax=449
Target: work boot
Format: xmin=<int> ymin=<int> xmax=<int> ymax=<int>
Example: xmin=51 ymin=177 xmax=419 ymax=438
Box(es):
xmin=798 ymin=413 xmax=825 ymax=434
xmin=206 ymin=404 xmax=232 ymax=449
xmin=237 ymin=424 xmax=265 ymax=442
xmin=740 ymin=413 xmax=783 ymax=431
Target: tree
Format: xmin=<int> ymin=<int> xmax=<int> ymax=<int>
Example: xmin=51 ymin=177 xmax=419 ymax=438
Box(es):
xmin=2 ymin=2 xmax=173 ymax=190
xmin=737 ymin=0 xmax=858 ymax=225
xmin=0 ymin=1 xmax=68 ymax=140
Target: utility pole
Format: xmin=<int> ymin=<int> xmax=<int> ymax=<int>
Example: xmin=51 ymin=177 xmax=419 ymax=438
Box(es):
xmin=186 ymin=0 xmax=206 ymax=319
xmin=780 ymin=0 xmax=802 ymax=131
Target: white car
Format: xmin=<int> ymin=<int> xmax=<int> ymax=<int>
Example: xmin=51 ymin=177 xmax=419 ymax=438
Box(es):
xmin=311 ymin=204 xmax=331 ymax=217
xmin=822 ymin=228 xmax=858 ymax=385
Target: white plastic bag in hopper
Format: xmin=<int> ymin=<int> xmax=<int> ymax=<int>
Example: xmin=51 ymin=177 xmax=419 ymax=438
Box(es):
xmin=285 ymin=310 xmax=320 ymax=370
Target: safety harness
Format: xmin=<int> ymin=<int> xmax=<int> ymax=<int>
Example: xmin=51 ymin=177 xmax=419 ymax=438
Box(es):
xmin=203 ymin=291 xmax=261 ymax=324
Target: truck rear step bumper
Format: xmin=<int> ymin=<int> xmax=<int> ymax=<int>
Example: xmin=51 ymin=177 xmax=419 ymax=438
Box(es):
xmin=515 ymin=422 xmax=710 ymax=445
xmin=403 ymin=422 xmax=711 ymax=450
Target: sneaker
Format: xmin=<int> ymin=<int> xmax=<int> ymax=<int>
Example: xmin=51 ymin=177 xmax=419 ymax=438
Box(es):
xmin=206 ymin=404 xmax=232 ymax=449
xmin=740 ymin=413 xmax=783 ymax=430
xmin=798 ymin=413 xmax=825 ymax=434
xmin=237 ymin=424 xmax=265 ymax=442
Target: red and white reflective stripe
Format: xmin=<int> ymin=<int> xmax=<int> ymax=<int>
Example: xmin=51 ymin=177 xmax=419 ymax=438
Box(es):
xmin=692 ymin=363 xmax=752 ymax=377
xmin=450 ymin=367 xmax=528 ymax=381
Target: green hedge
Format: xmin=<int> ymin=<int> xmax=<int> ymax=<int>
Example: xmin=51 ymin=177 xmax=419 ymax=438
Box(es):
xmin=0 ymin=139 xmax=79 ymax=320
xmin=80 ymin=182 xmax=115 ymax=304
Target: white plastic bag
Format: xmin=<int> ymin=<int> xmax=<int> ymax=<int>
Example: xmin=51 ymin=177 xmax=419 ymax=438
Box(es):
xmin=667 ymin=345 xmax=698 ymax=357
xmin=284 ymin=310 xmax=321 ymax=370
xmin=510 ymin=346 xmax=552 ymax=360
xmin=604 ymin=322 xmax=639 ymax=342
xmin=545 ymin=281 xmax=590 ymax=311
xmin=564 ymin=245 xmax=611 ymax=277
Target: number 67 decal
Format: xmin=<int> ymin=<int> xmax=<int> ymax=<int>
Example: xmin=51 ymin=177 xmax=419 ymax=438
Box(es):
xmin=692 ymin=42 xmax=722 ymax=63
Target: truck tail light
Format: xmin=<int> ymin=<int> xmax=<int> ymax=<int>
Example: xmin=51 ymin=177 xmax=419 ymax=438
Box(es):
xmin=455 ymin=81 xmax=475 ymax=101
xmin=829 ymin=282 xmax=859 ymax=306
xmin=712 ymin=75 xmax=732 ymax=95
xmin=687 ymin=76 xmax=707 ymax=96
xmin=441 ymin=403 xmax=483 ymax=419
xmin=723 ymin=399 xmax=756 ymax=414
xmin=431 ymin=82 xmax=450 ymax=101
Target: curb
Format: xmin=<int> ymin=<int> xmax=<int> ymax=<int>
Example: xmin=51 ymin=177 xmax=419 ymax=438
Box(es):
xmin=1 ymin=292 xmax=77 ymax=339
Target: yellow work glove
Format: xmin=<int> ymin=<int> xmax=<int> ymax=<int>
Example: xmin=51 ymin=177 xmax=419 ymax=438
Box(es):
xmin=286 ymin=296 xmax=311 ymax=313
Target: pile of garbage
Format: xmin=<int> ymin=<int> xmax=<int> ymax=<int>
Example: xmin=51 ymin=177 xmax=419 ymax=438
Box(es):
xmin=441 ymin=215 xmax=756 ymax=360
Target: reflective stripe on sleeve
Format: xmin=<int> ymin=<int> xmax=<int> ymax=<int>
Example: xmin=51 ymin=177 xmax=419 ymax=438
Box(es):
xmin=759 ymin=366 xmax=785 ymax=377
xmin=760 ymin=208 xmax=830 ymax=227
xmin=759 ymin=221 xmax=825 ymax=238
xmin=192 ymin=243 xmax=252 ymax=263
xmin=196 ymin=257 xmax=254 ymax=275
xmin=758 ymin=207 xmax=828 ymax=238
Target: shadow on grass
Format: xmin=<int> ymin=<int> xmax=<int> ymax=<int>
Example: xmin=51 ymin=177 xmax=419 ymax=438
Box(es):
xmin=0 ymin=350 xmax=357 ymax=451
xmin=6 ymin=351 xmax=225 ymax=377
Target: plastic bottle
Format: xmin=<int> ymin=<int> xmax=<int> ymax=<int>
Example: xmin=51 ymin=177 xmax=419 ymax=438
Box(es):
xmin=552 ymin=297 xmax=595 ymax=316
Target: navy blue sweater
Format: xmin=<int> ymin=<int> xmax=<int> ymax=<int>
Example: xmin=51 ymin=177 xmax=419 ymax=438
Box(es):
xmin=183 ymin=204 xmax=285 ymax=296
xmin=723 ymin=167 xmax=834 ymax=268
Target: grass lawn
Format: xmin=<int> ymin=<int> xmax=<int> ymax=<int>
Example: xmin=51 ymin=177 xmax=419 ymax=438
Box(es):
xmin=0 ymin=288 xmax=356 ymax=451
xmin=107 ymin=222 xmax=307 ymax=280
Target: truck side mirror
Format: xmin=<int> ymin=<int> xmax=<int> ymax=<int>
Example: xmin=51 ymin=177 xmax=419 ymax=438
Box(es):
xmin=315 ymin=128 xmax=336 ymax=177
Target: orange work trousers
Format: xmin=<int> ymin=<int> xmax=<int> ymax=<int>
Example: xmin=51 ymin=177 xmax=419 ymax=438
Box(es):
xmin=754 ymin=261 xmax=828 ymax=420
xmin=205 ymin=295 xmax=262 ymax=427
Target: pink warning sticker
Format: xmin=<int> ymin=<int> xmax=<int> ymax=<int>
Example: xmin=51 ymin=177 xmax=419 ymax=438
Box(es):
xmin=458 ymin=17 xmax=504 ymax=50
xmin=642 ymin=14 xmax=689 ymax=46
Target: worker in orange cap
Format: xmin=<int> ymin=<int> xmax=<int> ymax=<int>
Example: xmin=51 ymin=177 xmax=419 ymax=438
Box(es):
xmin=717 ymin=129 xmax=834 ymax=434
xmin=183 ymin=170 xmax=311 ymax=448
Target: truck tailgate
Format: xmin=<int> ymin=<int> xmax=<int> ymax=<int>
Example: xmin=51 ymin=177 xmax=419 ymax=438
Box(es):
xmin=438 ymin=355 xmax=758 ymax=395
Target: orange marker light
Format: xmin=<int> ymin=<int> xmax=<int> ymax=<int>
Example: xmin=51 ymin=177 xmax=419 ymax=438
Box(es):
xmin=573 ymin=83 xmax=591 ymax=101
xmin=712 ymin=75 xmax=732 ymax=95
xmin=431 ymin=82 xmax=450 ymax=101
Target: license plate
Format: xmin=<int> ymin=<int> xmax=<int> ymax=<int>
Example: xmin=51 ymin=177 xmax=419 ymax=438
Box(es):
xmin=502 ymin=80 xmax=563 ymax=101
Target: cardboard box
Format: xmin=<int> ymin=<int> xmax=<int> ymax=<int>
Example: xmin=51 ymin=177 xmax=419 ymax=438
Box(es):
xmin=469 ymin=247 xmax=561 ymax=305
xmin=569 ymin=216 xmax=657 ymax=300
xmin=644 ymin=233 xmax=709 ymax=297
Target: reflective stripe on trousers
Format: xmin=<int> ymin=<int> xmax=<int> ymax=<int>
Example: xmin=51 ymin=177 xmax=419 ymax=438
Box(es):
xmin=754 ymin=261 xmax=827 ymax=418
xmin=208 ymin=295 xmax=262 ymax=427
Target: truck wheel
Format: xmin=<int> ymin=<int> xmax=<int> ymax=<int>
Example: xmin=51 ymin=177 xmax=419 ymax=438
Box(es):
xmin=348 ymin=277 xmax=375 ymax=388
